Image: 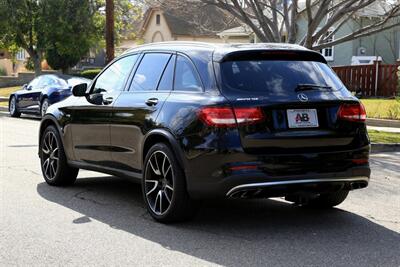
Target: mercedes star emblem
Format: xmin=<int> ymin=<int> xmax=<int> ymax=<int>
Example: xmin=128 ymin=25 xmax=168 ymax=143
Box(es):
xmin=297 ymin=93 xmax=308 ymax=102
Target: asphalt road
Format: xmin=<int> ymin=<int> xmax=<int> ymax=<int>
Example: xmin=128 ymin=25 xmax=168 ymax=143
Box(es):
xmin=1 ymin=112 xmax=399 ymax=267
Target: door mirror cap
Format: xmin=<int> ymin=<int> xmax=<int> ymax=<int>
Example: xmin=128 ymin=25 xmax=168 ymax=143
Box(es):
xmin=72 ymin=83 xmax=88 ymax=97
xmin=23 ymin=84 xmax=32 ymax=90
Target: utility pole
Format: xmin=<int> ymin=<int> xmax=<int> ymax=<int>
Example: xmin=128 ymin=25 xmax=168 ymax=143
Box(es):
xmin=105 ymin=0 xmax=115 ymax=64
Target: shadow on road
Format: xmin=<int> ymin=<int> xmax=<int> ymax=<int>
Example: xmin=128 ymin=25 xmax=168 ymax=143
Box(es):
xmin=37 ymin=176 xmax=399 ymax=266
xmin=370 ymin=154 xmax=400 ymax=174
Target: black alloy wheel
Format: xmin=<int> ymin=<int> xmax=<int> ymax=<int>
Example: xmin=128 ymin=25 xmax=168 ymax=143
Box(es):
xmin=40 ymin=125 xmax=78 ymax=186
xmin=142 ymin=143 xmax=197 ymax=222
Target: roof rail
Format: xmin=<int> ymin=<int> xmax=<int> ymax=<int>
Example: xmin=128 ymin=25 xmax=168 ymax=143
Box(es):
xmin=124 ymin=41 xmax=219 ymax=54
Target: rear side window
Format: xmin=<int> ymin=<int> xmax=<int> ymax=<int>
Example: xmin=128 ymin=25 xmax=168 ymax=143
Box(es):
xmin=174 ymin=55 xmax=202 ymax=92
xmin=221 ymin=60 xmax=344 ymax=94
xmin=130 ymin=53 xmax=171 ymax=91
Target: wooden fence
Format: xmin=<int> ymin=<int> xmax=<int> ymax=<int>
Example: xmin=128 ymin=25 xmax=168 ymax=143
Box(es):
xmin=332 ymin=61 xmax=399 ymax=97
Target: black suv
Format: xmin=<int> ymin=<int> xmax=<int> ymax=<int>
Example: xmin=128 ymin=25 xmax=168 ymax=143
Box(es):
xmin=38 ymin=42 xmax=370 ymax=222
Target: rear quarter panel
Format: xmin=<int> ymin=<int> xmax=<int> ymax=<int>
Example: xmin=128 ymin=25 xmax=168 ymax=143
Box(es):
xmin=156 ymin=91 xmax=245 ymax=190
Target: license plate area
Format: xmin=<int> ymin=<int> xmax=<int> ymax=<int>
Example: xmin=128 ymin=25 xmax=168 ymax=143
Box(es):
xmin=287 ymin=109 xmax=319 ymax=128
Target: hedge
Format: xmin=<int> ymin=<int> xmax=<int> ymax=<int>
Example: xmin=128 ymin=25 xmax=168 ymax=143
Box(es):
xmin=79 ymin=69 xmax=102 ymax=79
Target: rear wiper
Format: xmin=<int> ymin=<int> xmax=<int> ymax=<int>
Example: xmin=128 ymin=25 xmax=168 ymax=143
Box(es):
xmin=295 ymin=84 xmax=332 ymax=92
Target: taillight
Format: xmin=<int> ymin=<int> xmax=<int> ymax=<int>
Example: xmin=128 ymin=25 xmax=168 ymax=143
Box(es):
xmin=337 ymin=103 xmax=366 ymax=122
xmin=198 ymin=107 xmax=264 ymax=127
xmin=352 ymin=158 xmax=369 ymax=165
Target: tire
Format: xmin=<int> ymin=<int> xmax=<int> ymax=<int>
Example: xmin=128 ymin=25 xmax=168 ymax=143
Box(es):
xmin=39 ymin=125 xmax=79 ymax=186
xmin=41 ymin=98 xmax=49 ymax=117
xmin=142 ymin=143 xmax=197 ymax=223
xmin=305 ymin=190 xmax=349 ymax=208
xmin=9 ymin=96 xmax=21 ymax=117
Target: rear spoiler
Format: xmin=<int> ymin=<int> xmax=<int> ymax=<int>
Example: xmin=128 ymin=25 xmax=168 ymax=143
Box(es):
xmin=216 ymin=49 xmax=327 ymax=64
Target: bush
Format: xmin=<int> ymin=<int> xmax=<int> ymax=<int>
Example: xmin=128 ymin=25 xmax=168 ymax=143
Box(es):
xmin=0 ymin=67 xmax=7 ymax=76
xmin=25 ymin=57 xmax=35 ymax=71
xmin=79 ymin=69 xmax=102 ymax=79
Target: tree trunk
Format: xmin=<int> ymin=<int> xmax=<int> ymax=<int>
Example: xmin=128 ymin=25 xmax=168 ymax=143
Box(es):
xmin=32 ymin=53 xmax=42 ymax=77
xmin=61 ymin=67 xmax=70 ymax=74
xmin=105 ymin=0 xmax=115 ymax=64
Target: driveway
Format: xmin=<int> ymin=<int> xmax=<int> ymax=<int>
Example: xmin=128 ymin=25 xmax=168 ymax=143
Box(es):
xmin=0 ymin=113 xmax=399 ymax=266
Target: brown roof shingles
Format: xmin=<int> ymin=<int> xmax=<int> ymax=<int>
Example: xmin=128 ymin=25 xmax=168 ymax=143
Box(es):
xmin=142 ymin=0 xmax=240 ymax=37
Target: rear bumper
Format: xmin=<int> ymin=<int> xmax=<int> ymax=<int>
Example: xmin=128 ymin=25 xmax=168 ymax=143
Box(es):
xmin=178 ymin=127 xmax=371 ymax=198
xmin=187 ymin=166 xmax=370 ymax=199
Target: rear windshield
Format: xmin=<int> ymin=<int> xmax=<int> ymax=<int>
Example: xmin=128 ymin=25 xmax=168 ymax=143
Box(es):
xmin=220 ymin=60 xmax=344 ymax=94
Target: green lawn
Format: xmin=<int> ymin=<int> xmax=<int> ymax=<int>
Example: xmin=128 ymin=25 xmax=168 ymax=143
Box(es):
xmin=0 ymin=86 xmax=20 ymax=107
xmin=0 ymin=86 xmax=20 ymax=98
xmin=361 ymin=99 xmax=400 ymax=120
xmin=368 ymin=129 xmax=400 ymax=143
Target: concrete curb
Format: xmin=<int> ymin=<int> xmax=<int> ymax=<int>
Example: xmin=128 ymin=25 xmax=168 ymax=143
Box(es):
xmin=0 ymin=106 xmax=8 ymax=112
xmin=371 ymin=143 xmax=400 ymax=153
xmin=367 ymin=118 xmax=400 ymax=128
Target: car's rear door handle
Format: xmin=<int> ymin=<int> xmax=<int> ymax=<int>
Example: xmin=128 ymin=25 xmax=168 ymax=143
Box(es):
xmin=103 ymin=96 xmax=114 ymax=105
xmin=145 ymin=98 xmax=158 ymax=106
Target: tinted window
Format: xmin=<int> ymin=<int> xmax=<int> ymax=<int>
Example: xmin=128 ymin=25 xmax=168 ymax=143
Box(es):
xmin=28 ymin=77 xmax=40 ymax=89
xmin=52 ymin=77 xmax=68 ymax=87
xmin=157 ymin=55 xmax=175 ymax=91
xmin=43 ymin=76 xmax=58 ymax=87
xmin=94 ymin=54 xmax=138 ymax=93
xmin=39 ymin=76 xmax=51 ymax=87
xmin=174 ymin=55 xmax=202 ymax=92
xmin=221 ymin=60 xmax=344 ymax=94
xmin=34 ymin=76 xmax=53 ymax=89
xmin=130 ymin=53 xmax=171 ymax=91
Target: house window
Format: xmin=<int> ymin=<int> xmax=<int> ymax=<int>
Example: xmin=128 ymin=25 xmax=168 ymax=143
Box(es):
xmin=16 ymin=49 xmax=26 ymax=61
xmin=156 ymin=14 xmax=161 ymax=25
xmin=320 ymin=29 xmax=334 ymax=61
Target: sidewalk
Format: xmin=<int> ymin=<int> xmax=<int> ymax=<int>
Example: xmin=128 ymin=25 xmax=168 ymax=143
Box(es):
xmin=367 ymin=126 xmax=400 ymax=133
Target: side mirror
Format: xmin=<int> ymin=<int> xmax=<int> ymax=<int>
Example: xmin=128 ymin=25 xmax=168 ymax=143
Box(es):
xmin=72 ymin=83 xmax=88 ymax=97
xmin=22 ymin=84 xmax=28 ymax=90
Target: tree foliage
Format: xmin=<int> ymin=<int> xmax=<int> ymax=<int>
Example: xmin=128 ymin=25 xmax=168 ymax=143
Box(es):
xmin=0 ymin=0 xmax=45 ymax=76
xmin=90 ymin=0 xmax=143 ymax=45
xmin=0 ymin=0 xmax=143 ymax=75
xmin=41 ymin=0 xmax=98 ymax=73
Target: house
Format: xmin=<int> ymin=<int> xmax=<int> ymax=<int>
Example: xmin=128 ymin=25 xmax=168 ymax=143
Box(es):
xmin=139 ymin=0 xmax=239 ymax=43
xmin=0 ymin=48 xmax=28 ymax=75
xmin=217 ymin=1 xmax=400 ymax=66
xmin=74 ymin=48 xmax=106 ymax=70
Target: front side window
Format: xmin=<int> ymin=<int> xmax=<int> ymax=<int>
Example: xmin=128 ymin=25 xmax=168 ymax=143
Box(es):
xmin=93 ymin=54 xmax=138 ymax=94
xmin=174 ymin=55 xmax=202 ymax=92
xmin=130 ymin=53 xmax=171 ymax=91
xmin=28 ymin=77 xmax=41 ymax=89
